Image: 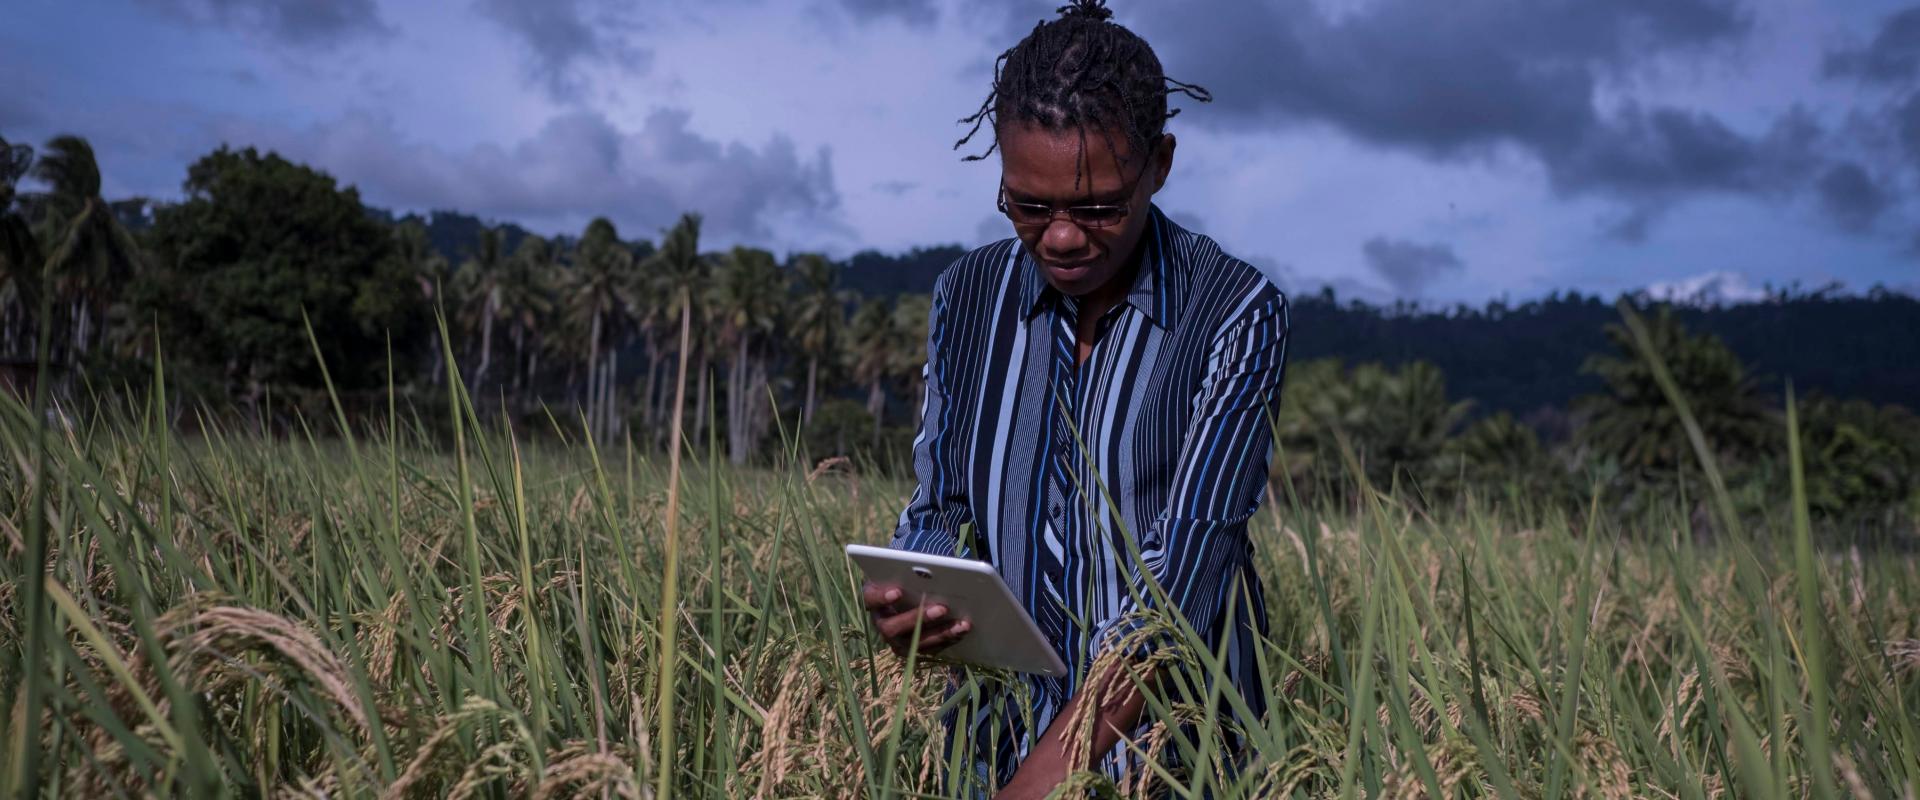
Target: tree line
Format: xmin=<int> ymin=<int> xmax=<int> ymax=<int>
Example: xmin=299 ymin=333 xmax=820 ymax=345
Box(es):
xmin=1 ymin=135 xmax=937 ymax=467
xmin=2 ymin=132 xmax=1916 ymax=530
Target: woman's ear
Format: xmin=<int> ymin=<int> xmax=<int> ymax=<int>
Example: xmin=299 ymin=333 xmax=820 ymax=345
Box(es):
xmin=1151 ymin=133 xmax=1176 ymax=194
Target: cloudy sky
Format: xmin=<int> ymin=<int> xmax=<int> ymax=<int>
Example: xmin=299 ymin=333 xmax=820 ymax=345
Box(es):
xmin=6 ymin=0 xmax=1920 ymax=302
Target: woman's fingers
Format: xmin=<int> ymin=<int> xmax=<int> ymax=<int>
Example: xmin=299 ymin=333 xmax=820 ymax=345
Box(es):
xmin=862 ymin=585 xmax=969 ymax=656
xmin=860 ymin=581 xmax=903 ymax=611
xmin=916 ymin=618 xmax=972 ymax=654
xmin=876 ymin=602 xmax=950 ymax=641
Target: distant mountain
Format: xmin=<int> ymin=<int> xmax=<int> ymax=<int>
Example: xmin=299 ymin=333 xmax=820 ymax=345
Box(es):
xmin=1646 ymin=270 xmax=1768 ymax=306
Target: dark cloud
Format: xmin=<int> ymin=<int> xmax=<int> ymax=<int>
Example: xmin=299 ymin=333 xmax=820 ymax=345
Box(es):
xmin=1550 ymin=103 xmax=1821 ymax=198
xmin=1824 ymin=7 xmax=1920 ymax=85
xmin=840 ymin=0 xmax=939 ymax=27
xmin=872 ymin=179 xmax=919 ymax=196
xmin=475 ymin=0 xmax=651 ymax=100
xmin=1131 ymin=0 xmax=1746 ymax=157
xmin=1362 ymin=237 xmax=1465 ymax=297
xmin=215 ymin=107 xmax=840 ymax=244
xmin=1105 ymin=0 xmax=1847 ymax=238
xmin=1817 ymin=162 xmax=1891 ymax=232
xmin=133 ymin=0 xmax=388 ymax=48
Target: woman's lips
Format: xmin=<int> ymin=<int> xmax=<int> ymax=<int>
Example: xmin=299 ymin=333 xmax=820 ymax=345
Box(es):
xmin=1043 ymin=261 xmax=1094 ymax=281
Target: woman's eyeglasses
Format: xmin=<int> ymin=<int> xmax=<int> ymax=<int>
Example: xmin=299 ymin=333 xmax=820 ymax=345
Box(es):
xmin=996 ymin=188 xmax=1131 ymax=229
xmin=996 ymin=138 xmax=1159 ymax=230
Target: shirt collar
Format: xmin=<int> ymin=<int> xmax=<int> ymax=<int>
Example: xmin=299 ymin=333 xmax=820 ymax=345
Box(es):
xmin=1018 ymin=204 xmax=1179 ymax=330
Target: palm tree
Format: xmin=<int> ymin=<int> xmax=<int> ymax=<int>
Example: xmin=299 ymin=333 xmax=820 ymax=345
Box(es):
xmin=498 ymin=235 xmax=557 ymax=401
xmin=31 ymin=135 xmax=144 ymax=363
xmin=1578 ymin=306 xmax=1772 ymax=479
xmin=391 ymin=221 xmax=450 ymax=382
xmin=789 ymin=253 xmax=846 ymax=426
xmin=1271 ymin=358 xmax=1472 ymax=499
xmin=0 ymin=136 xmax=39 ymax=357
xmin=846 ymin=298 xmax=895 ymax=448
xmin=890 ymin=293 xmax=932 ymax=430
xmin=709 ymin=246 xmax=785 ymax=464
xmin=641 ymin=214 xmax=705 ymax=447
xmin=563 ymin=218 xmax=635 ymax=441
xmin=453 ymin=228 xmax=506 ymax=388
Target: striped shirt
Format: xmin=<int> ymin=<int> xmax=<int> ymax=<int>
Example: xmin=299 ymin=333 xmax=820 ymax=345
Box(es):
xmin=890 ymin=204 xmax=1291 ymax=788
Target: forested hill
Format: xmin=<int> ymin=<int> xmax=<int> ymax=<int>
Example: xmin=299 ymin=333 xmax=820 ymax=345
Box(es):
xmin=834 ymin=243 xmax=1919 ymax=417
xmin=113 ymin=200 xmax=1915 ymax=417
xmin=1284 ymin=289 xmax=1919 ymax=418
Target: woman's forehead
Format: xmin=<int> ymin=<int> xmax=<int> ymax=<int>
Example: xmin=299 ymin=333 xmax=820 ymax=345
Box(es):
xmin=998 ymin=123 xmax=1142 ymax=199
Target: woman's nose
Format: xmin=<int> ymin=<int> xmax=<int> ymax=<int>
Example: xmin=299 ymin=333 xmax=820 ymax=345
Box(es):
xmin=1040 ymin=218 xmax=1088 ymax=256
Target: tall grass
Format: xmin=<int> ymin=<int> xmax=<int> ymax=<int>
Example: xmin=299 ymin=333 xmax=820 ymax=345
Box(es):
xmin=0 ymin=332 xmax=1915 ymax=797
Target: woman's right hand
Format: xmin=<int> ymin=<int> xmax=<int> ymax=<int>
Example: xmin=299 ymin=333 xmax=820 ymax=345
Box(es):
xmin=861 ymin=581 xmax=972 ymax=657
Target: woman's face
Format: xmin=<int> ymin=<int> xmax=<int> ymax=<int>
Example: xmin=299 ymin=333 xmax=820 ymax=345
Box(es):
xmin=996 ymin=121 xmax=1175 ymax=298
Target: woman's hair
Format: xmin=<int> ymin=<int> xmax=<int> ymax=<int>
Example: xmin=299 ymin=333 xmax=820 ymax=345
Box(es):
xmin=954 ymin=0 xmax=1211 ymax=182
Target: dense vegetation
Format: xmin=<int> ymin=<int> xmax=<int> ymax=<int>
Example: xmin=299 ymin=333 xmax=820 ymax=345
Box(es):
xmin=0 ymin=355 xmax=1914 ymax=797
xmin=3 ymin=130 xmax=1917 ymax=527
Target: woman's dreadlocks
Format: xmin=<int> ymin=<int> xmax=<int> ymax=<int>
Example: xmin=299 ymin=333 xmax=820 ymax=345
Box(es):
xmin=955 ymin=0 xmax=1212 ymax=186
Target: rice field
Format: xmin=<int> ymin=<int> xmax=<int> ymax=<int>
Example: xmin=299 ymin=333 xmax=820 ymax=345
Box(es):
xmin=0 ymin=362 xmax=1916 ymax=798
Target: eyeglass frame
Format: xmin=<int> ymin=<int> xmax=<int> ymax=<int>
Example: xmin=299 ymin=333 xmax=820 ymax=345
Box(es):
xmin=994 ymin=137 xmax=1163 ymax=230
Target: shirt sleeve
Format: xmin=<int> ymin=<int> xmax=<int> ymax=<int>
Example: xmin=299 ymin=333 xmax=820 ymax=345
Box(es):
xmin=889 ymin=272 xmax=974 ymax=557
xmin=1090 ymin=288 xmax=1290 ymax=657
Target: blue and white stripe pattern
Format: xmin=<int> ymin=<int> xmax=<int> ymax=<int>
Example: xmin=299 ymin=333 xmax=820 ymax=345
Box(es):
xmin=890 ymin=204 xmax=1291 ymax=786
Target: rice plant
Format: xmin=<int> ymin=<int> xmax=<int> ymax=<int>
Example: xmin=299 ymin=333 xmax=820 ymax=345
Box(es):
xmin=0 ymin=320 xmax=1915 ymax=798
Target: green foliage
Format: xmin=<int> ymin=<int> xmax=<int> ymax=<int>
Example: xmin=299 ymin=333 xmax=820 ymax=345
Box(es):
xmin=561 ymin=217 xmax=636 ymax=343
xmin=1795 ymin=394 xmax=1920 ymax=523
xmin=137 ymin=147 xmax=420 ymax=393
xmin=0 ymin=136 xmax=39 ymax=293
xmin=710 ymin=246 xmax=786 ymax=463
xmin=709 ymin=246 xmax=784 ymax=343
xmin=643 ymin=212 xmax=705 ymax=332
xmin=846 ymin=298 xmax=895 ymax=412
xmin=1442 ymin=411 xmax=1567 ymax=504
xmin=789 ymin=252 xmax=851 ymax=425
xmin=799 ymin=396 xmax=912 ymax=468
xmin=1577 ymin=306 xmax=1775 ymax=512
xmin=1274 ymin=358 xmax=1476 ymax=501
xmin=27 ymin=135 xmax=102 ymax=231
xmin=0 ymin=136 xmax=40 ymax=351
xmin=7 ymin=135 xmax=149 ymax=364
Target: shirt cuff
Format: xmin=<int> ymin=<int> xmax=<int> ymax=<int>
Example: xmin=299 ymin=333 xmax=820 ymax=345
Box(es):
xmin=1089 ymin=610 xmax=1169 ymax=661
xmin=891 ymin=525 xmax=962 ymax=558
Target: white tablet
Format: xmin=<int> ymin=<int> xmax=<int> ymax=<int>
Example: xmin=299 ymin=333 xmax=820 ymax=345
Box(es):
xmin=846 ymin=544 xmax=1069 ymax=677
